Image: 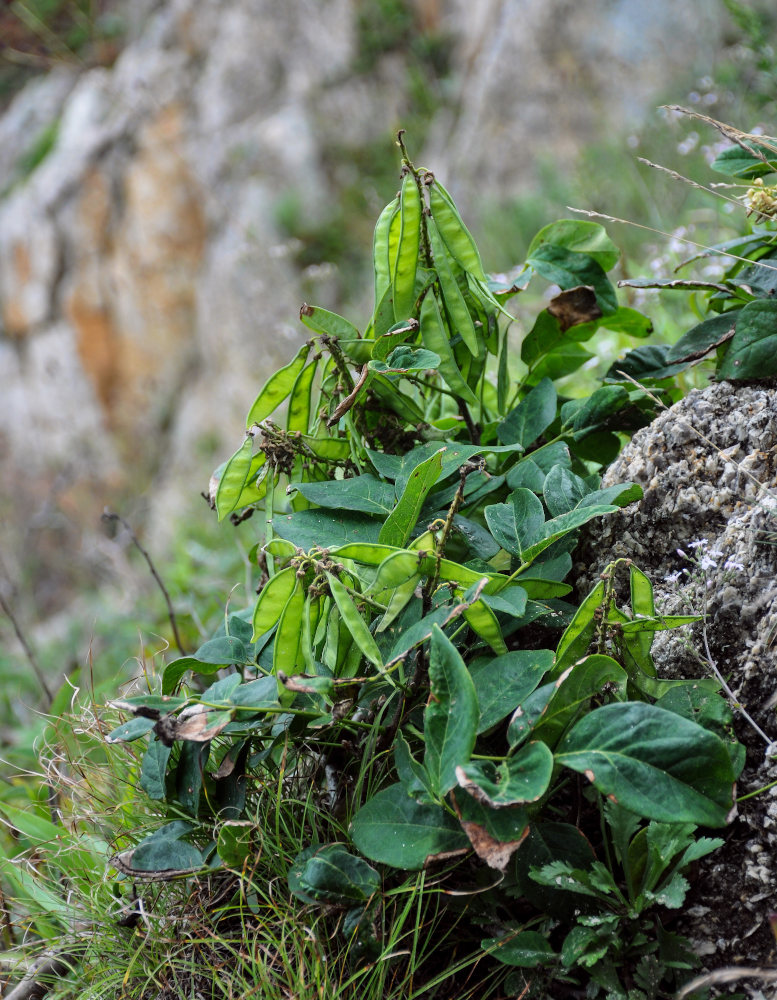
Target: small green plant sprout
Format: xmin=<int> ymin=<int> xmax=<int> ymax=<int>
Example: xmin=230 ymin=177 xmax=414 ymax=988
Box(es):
xmin=93 ymin=137 xmax=743 ymax=999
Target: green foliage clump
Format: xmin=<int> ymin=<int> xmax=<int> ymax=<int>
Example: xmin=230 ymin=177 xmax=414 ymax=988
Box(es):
xmin=1 ymin=138 xmax=746 ymax=1000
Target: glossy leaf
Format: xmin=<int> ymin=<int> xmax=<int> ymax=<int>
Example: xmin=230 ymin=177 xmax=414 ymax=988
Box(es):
xmin=131 ymin=836 xmax=203 ymax=873
xmin=469 ymin=650 xmax=554 ymax=733
xmin=718 ymin=299 xmax=777 ymax=379
xmin=368 ymin=346 xmax=440 ymax=374
xmin=527 ymin=219 xmax=620 ymax=271
xmin=299 ymin=304 xmax=361 ymax=341
xmin=350 ymin=782 xmax=468 ymax=870
xmin=665 ymin=311 xmax=738 ymax=363
xmin=556 ymin=702 xmax=736 ymax=826
xmin=527 ymin=245 xmax=617 ymax=314
xmin=457 ymin=742 xmax=553 ymax=807
xmin=532 ymin=654 xmax=627 ymax=747
xmin=105 ymin=717 xmax=156 ymax=743
xmin=711 ymin=138 xmax=777 ymax=179
xmin=452 ymin=790 xmax=529 ymax=870
xmin=140 ymin=740 xmax=171 ymax=800
xmin=379 ymin=448 xmax=444 ymax=547
xmin=497 ymin=377 xmax=556 ymax=448
xmin=484 ymin=488 xmax=544 ymax=559
xmin=424 ymin=625 xmax=479 ymax=796
xmin=290 ymin=474 xmax=395 ymax=517
xmin=274 ymin=509 xmax=381 ymax=550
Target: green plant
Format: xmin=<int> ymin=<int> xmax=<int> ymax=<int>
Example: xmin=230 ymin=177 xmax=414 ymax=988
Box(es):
xmin=5 ymin=138 xmax=744 ymax=999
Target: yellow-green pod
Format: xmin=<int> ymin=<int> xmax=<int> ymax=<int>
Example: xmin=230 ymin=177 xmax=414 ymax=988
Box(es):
xmin=215 ymin=440 xmax=267 ymax=521
xmin=252 ymin=566 xmax=297 ymax=642
xmin=376 ymin=574 xmax=421 ymax=633
xmin=326 ymin=573 xmax=384 ymax=671
xmin=273 ymin=578 xmax=305 ymax=679
xmin=246 ymin=343 xmax=310 ymax=428
xmin=429 ymin=180 xmax=487 ymax=282
xmin=420 ymin=291 xmax=479 ymax=406
xmin=462 ymin=598 xmax=508 ymax=655
xmin=392 ymin=173 xmax=421 ymax=320
xmin=373 ymin=196 xmax=400 ymax=309
xmin=286 ymin=361 xmax=318 ymax=435
xmin=427 ymin=215 xmax=479 ymax=356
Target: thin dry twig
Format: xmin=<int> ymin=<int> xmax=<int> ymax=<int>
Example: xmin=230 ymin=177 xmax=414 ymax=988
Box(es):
xmin=101 ymin=511 xmax=188 ymax=655
xmin=676 ymin=965 xmax=777 ymax=999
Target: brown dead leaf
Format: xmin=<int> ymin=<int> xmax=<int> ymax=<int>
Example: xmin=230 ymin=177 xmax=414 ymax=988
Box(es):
xmin=547 ymin=285 xmax=601 ymax=331
xmin=459 ymin=819 xmax=529 ymax=871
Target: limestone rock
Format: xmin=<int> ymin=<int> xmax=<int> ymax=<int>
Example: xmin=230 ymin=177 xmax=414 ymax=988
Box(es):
xmin=575 ymin=381 xmax=777 ymax=969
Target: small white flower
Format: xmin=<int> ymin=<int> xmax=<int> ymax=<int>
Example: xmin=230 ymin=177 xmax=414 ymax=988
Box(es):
xmin=724 ymin=559 xmax=745 ymax=572
xmin=689 ymin=538 xmax=708 ymax=549
xmin=699 ymin=555 xmax=718 ymax=571
xmin=664 ymin=570 xmax=684 ymax=584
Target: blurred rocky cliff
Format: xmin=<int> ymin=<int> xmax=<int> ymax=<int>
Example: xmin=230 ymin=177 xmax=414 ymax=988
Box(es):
xmin=0 ymin=0 xmax=728 ymax=627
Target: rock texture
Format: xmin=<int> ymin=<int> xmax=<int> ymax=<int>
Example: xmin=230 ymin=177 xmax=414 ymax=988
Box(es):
xmin=0 ymin=0 xmax=729 ymax=620
xmin=575 ymin=381 xmax=777 ymax=971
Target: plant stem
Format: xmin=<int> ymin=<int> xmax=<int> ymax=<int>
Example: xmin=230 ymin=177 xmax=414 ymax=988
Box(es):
xmin=102 ymin=511 xmax=188 ymax=656
xmin=0 ymin=588 xmax=53 ymax=705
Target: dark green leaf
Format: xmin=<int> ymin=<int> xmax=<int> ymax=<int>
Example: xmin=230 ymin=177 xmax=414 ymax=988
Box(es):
xmin=666 ymin=311 xmax=738 ymax=363
xmin=288 ymin=844 xmax=380 ymax=905
xmin=193 ymin=636 xmax=251 ymax=665
xmin=274 ymin=509 xmax=381 ymax=550
xmin=600 ymin=306 xmax=653 ymax=338
xmin=527 ymin=219 xmax=620 ymax=271
xmin=543 ymin=466 xmax=589 ymax=517
xmin=368 ymin=347 xmax=441 ymax=374
xmin=604 ymin=344 xmax=688 ymax=382
xmin=482 ymin=930 xmax=556 ymax=968
xmin=380 ymin=448 xmax=444 ymax=547
xmin=569 ymin=386 xmax=629 ymax=438
xmin=497 ymin=377 xmax=557 ymax=448
xmin=520 ymin=504 xmax=618 ymax=564
xmin=528 ymin=245 xmax=617 ymax=314
xmin=718 ymin=299 xmax=777 ymax=379
xmin=350 ymin=783 xmax=469 ymax=870
xmin=711 ymin=139 xmax=777 ymax=179
xmin=424 ymin=626 xmax=479 ymax=796
xmin=506 ymin=442 xmax=571 ymax=492
xmin=105 ymin=717 xmax=156 ymax=743
xmin=452 ymin=790 xmax=529 ymax=870
xmin=556 ymin=702 xmax=736 ymax=826
xmin=131 ymin=837 xmax=203 ymax=873
xmin=395 ymin=732 xmax=436 ymax=803
xmin=470 ymin=650 xmax=554 ymax=733
xmin=532 ymin=654 xmax=627 ymax=747
xmin=484 ymin=489 xmax=545 ymax=560
xmin=457 ymin=742 xmax=553 ymax=806
xmin=140 ymin=740 xmax=171 ymax=800
xmin=507 ymin=682 xmax=557 ymax=748
xmin=290 ymin=475 xmax=395 ymax=517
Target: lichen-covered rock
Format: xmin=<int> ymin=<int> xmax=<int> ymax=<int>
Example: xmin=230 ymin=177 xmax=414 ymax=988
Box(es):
xmin=575 ymin=380 xmax=777 ymax=970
